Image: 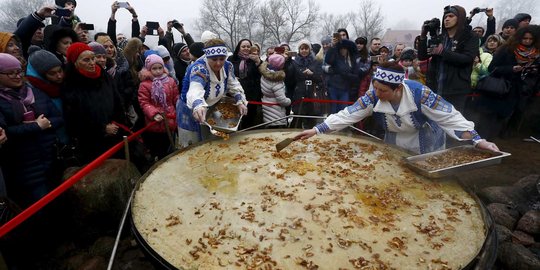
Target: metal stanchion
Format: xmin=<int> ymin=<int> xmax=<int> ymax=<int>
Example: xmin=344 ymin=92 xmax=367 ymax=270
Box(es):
xmin=123 ymin=136 xmax=130 ymax=163
xmin=107 ymin=182 xmax=137 ymax=270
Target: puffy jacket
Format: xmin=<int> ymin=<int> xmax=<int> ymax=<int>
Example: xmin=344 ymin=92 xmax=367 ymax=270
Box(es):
xmin=138 ymin=69 xmax=179 ymax=133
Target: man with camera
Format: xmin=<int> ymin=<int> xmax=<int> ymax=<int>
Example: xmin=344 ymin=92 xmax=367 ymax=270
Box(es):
xmin=418 ymin=5 xmax=478 ymax=113
xmin=469 ymin=7 xmax=495 ymax=46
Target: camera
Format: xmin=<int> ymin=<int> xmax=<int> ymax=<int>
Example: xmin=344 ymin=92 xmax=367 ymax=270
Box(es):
xmin=172 ymin=20 xmax=182 ymax=28
xmin=423 ymin=18 xmax=441 ymax=54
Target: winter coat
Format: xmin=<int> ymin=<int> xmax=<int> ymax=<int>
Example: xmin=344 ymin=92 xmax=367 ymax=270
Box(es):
xmin=324 ymin=40 xmax=359 ymax=90
xmin=138 ymin=69 xmax=179 ymax=133
xmin=0 ymin=85 xmax=63 ymax=204
xmin=61 ymin=66 xmax=126 ymax=164
xmin=418 ymin=31 xmax=479 ymax=96
xmin=14 ymin=12 xmax=45 ymax=59
xmin=258 ymin=62 xmax=290 ymax=126
xmin=471 ymin=49 xmax=493 ymax=89
xmin=228 ymin=55 xmax=262 ymax=102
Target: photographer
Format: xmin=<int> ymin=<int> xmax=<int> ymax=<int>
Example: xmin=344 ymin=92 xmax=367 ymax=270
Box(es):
xmin=418 ymin=5 xmax=478 ymax=112
xmin=469 ymin=7 xmax=495 ymax=46
xmin=107 ymin=1 xmax=140 ymax=47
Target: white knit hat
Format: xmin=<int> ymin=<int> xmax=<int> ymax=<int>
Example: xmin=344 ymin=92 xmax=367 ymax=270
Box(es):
xmin=154 ymin=45 xmax=170 ymax=59
xmin=201 ymin=31 xmax=219 ymax=44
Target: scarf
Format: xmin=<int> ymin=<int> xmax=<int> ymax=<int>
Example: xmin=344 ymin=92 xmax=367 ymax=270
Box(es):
xmin=26 ymin=76 xmax=61 ymax=98
xmin=514 ymin=44 xmax=539 ymax=65
xmin=151 ymin=74 xmax=170 ymax=110
xmin=294 ymin=54 xmax=313 ymax=69
xmin=238 ymin=51 xmax=250 ymax=79
xmin=0 ymin=84 xmax=35 ymax=123
xmin=77 ymin=65 xmax=102 ymax=79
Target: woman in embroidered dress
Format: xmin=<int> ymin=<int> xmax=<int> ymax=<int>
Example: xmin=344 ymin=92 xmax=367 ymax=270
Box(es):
xmin=138 ymin=54 xmax=178 ymax=159
xmin=177 ymin=38 xmax=248 ymax=148
xmin=294 ymin=62 xmax=499 ymax=154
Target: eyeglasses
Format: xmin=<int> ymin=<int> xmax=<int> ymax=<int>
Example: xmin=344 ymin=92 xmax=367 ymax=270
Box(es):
xmin=0 ymin=70 xmax=24 ymax=79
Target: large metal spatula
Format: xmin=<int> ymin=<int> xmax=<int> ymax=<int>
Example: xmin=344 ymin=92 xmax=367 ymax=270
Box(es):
xmin=275 ymin=138 xmax=297 ymax=152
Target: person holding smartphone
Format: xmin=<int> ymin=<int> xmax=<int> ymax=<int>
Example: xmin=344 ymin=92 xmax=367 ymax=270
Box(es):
xmin=52 ymin=0 xmax=81 ymax=28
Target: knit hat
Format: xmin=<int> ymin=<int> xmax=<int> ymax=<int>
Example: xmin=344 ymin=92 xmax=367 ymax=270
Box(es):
xmin=143 ymin=50 xmax=158 ymax=60
xmin=144 ymin=54 xmax=164 ymax=70
xmin=88 ymin=42 xmax=106 ymax=55
xmin=173 ymin=42 xmax=188 ymax=57
xmin=400 ymin=48 xmax=416 ymax=61
xmin=66 ymin=42 xmax=91 ymax=64
xmin=189 ymin=42 xmax=204 ymax=58
xmin=0 ymin=53 xmax=21 ymax=72
xmin=355 ymin=37 xmax=367 ymax=45
xmin=0 ymin=32 xmax=15 ymax=53
xmin=514 ymin=13 xmax=532 ymax=23
xmin=267 ymin=54 xmax=285 ymax=70
xmin=154 ymin=45 xmax=170 ymax=59
xmin=55 ymin=0 xmax=76 ymax=7
xmin=201 ymin=31 xmax=218 ymax=44
xmin=320 ymin=36 xmax=331 ymax=45
xmin=28 ymin=46 xmax=62 ymax=76
xmin=502 ymin=19 xmax=519 ymax=29
xmin=297 ymin=39 xmax=311 ymax=50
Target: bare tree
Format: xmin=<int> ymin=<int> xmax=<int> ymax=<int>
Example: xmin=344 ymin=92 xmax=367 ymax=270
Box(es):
xmin=259 ymin=0 xmax=319 ymax=45
xmin=195 ymin=0 xmax=257 ymax=50
xmin=0 ymin=0 xmax=51 ymax=32
xmin=349 ymin=0 xmax=385 ymax=40
xmin=319 ymin=13 xmax=349 ymax=37
xmin=493 ymin=0 xmax=537 ymax=26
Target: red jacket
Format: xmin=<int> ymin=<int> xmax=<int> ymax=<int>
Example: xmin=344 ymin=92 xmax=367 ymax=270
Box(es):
xmin=138 ymin=69 xmax=179 ymax=133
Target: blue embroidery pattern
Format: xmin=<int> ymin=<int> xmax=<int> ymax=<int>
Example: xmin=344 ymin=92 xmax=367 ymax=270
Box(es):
xmin=420 ymin=86 xmax=452 ymax=113
xmin=315 ymin=122 xmax=331 ymax=133
xmin=215 ymin=84 xmax=221 ymax=97
xmin=393 ymin=115 xmax=402 ymax=127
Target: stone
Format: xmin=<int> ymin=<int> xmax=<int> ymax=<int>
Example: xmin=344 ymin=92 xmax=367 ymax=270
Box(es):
xmin=64 ymin=159 xmax=141 ymax=233
xmin=487 ymin=203 xmax=520 ymax=230
xmin=63 ymin=253 xmax=88 ymax=270
xmin=514 ymin=175 xmax=540 ymax=197
xmin=498 ymin=242 xmax=540 ymax=270
xmin=516 ymin=210 xmax=540 ymax=235
xmin=495 ymin=224 xmax=513 ymax=243
xmin=478 ymin=186 xmax=529 ymax=214
xmin=79 ymin=256 xmax=107 ymax=270
xmin=512 ymin=230 xmax=536 ymax=246
xmin=89 ymin=236 xmax=115 ymax=257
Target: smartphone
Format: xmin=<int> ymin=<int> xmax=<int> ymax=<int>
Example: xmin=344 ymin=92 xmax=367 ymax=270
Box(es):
xmin=332 ymin=32 xmax=341 ymax=41
xmin=370 ymin=55 xmax=380 ymax=62
xmin=145 ymin=21 xmax=159 ymax=35
xmin=117 ymin=2 xmax=129 ymax=8
xmin=23 ymin=111 xmax=35 ymax=122
xmin=55 ymin=8 xmax=71 ymax=17
xmin=289 ymin=51 xmax=298 ymax=57
xmin=79 ymin=23 xmax=94 ymax=31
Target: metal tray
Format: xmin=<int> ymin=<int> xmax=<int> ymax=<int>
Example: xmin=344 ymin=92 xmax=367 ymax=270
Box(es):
xmin=205 ymin=97 xmax=242 ymax=133
xmin=404 ymin=145 xmax=511 ymax=178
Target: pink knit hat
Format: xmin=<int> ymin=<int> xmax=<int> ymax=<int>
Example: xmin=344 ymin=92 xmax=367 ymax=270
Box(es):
xmin=144 ymin=54 xmax=164 ymax=70
xmin=0 ymin=53 xmax=21 ymax=72
xmin=268 ymin=54 xmax=285 ymax=70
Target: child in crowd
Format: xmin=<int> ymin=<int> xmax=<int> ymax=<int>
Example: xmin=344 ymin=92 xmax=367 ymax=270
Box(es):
xmin=138 ymin=54 xmax=179 ymax=159
xmin=258 ymin=53 xmax=290 ymax=128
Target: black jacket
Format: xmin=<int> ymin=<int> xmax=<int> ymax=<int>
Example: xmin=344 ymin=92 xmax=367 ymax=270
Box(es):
xmin=14 ymin=12 xmax=45 ymax=59
xmin=227 ymin=55 xmax=262 ymax=102
xmin=418 ymin=30 xmax=478 ymax=95
xmin=61 ymin=67 xmax=125 ymax=163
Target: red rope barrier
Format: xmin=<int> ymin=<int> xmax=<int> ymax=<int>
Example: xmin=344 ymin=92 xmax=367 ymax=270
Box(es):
xmin=0 ymin=121 xmax=159 ymax=238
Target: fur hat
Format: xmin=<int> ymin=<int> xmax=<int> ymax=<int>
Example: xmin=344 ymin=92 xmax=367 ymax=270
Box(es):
xmin=28 ymin=46 xmax=62 ymax=76
xmin=400 ymin=48 xmax=416 ymax=61
xmin=189 ymin=42 xmax=205 ymax=59
xmin=0 ymin=53 xmax=21 ymax=72
xmin=173 ymin=42 xmax=188 ymax=57
xmin=66 ymin=42 xmax=91 ymax=64
xmin=144 ymin=54 xmax=164 ymax=70
xmin=55 ymin=0 xmax=76 ymax=7
xmin=154 ymin=45 xmax=170 ymax=59
xmin=514 ymin=13 xmax=532 ymax=23
xmin=43 ymin=25 xmax=78 ymax=53
xmin=201 ymin=31 xmax=218 ymax=44
xmin=267 ymin=54 xmax=285 ymax=71
xmin=502 ymin=19 xmax=519 ymax=29
xmin=88 ymin=42 xmax=106 ymax=55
